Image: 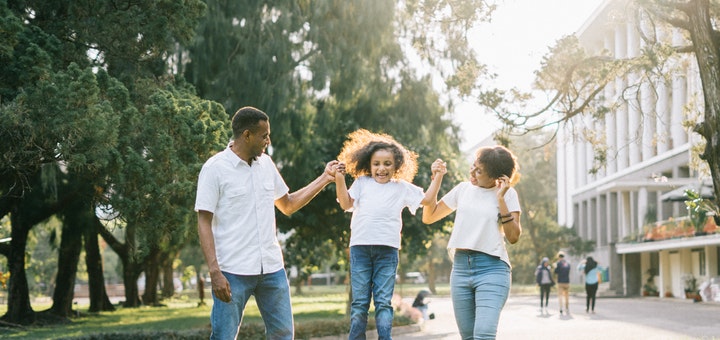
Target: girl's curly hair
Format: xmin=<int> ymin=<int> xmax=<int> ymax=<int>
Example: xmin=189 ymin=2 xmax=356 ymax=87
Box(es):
xmin=337 ymin=129 xmax=418 ymax=182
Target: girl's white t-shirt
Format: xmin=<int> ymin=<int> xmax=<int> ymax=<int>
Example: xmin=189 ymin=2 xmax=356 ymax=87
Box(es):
xmin=347 ymin=176 xmax=425 ymax=248
xmin=441 ymin=181 xmax=521 ymax=267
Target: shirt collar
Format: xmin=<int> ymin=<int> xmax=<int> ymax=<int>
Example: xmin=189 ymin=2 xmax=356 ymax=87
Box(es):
xmin=221 ymin=147 xmax=251 ymax=167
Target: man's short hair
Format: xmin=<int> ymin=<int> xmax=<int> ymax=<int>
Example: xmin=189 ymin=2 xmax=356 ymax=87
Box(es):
xmin=231 ymin=106 xmax=269 ymax=139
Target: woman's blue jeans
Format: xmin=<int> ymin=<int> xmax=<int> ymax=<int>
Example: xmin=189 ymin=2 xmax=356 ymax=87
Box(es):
xmin=210 ymin=268 xmax=293 ymax=340
xmin=349 ymin=245 xmax=399 ymax=340
xmin=451 ymin=250 xmax=511 ymax=340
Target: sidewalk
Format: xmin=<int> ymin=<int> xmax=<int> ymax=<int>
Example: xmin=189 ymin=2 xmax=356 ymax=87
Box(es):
xmin=346 ymin=294 xmax=720 ymax=339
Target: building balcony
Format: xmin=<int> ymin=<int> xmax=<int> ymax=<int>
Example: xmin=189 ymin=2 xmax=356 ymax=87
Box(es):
xmin=617 ymin=215 xmax=720 ymax=254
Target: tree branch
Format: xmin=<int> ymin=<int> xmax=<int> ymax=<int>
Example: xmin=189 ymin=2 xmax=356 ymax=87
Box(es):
xmin=96 ymin=217 xmax=127 ymax=258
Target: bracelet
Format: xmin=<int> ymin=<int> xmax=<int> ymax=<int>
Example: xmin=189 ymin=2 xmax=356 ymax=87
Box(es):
xmin=501 ymin=217 xmax=514 ymax=224
xmin=497 ymin=212 xmax=512 ymax=220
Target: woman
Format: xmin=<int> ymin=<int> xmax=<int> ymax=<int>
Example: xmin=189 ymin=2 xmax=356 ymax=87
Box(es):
xmin=422 ymin=145 xmax=522 ymax=339
xmin=582 ymin=256 xmax=601 ymax=313
xmin=535 ymin=257 xmax=554 ymax=313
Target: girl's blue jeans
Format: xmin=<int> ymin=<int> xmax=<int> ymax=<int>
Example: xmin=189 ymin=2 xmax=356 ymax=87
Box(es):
xmin=210 ymin=268 xmax=293 ymax=340
xmin=451 ymin=250 xmax=511 ymax=340
xmin=348 ymin=245 xmax=399 ymax=340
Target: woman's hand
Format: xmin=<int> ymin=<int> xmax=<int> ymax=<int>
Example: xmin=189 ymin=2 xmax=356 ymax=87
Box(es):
xmin=496 ymin=175 xmax=511 ymax=198
xmin=431 ymin=159 xmax=447 ymax=179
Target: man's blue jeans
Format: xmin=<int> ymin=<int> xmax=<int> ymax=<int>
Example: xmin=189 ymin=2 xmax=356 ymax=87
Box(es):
xmin=210 ymin=268 xmax=293 ymax=340
xmin=349 ymin=245 xmax=399 ymax=340
xmin=451 ymin=250 xmax=510 ymax=340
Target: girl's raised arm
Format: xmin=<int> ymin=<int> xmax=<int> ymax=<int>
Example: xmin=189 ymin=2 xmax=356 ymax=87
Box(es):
xmin=334 ymin=162 xmax=353 ymax=211
xmin=422 ymin=159 xmax=451 ymax=223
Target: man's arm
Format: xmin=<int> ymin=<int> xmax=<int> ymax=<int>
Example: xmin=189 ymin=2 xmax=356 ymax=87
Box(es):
xmin=275 ymin=160 xmax=338 ymax=216
xmin=197 ymin=210 xmax=231 ymax=302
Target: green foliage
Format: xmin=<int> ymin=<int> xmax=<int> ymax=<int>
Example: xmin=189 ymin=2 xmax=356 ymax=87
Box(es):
xmin=0 ymin=0 xmax=228 ymax=316
xmin=684 ymin=189 xmax=718 ymax=231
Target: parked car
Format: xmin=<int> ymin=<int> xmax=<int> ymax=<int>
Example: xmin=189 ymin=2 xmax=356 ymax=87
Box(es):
xmin=404 ymin=272 xmax=426 ymax=284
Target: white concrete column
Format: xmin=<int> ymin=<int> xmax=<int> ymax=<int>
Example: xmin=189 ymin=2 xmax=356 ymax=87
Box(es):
xmin=620 ymin=191 xmax=632 ymax=240
xmin=637 ymin=187 xmax=648 ymax=237
xmin=604 ymin=30 xmax=617 ymax=174
xmin=641 ymin=81 xmax=656 ymax=160
xmin=655 ymin=28 xmax=670 ymax=154
xmin=585 ymin=116 xmax=595 ymax=183
xmin=557 ymin=129 xmax=568 ymax=227
xmin=627 ymin=21 xmax=642 ymax=165
xmin=656 ymin=80 xmax=670 ymax=154
xmin=615 ymin=24 xmax=629 ymax=170
xmin=671 ymin=29 xmax=687 ymax=147
xmin=576 ymin=141 xmax=586 ymax=187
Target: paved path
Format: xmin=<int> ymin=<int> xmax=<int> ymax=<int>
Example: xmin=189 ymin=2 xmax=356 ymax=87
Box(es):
xmin=393 ymin=294 xmax=720 ymax=339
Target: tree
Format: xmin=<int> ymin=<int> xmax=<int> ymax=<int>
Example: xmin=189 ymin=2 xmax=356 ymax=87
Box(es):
xmin=101 ymin=81 xmax=228 ymax=307
xmin=0 ymin=0 xmax=220 ymax=323
xmin=482 ymin=0 xmax=720 ymax=214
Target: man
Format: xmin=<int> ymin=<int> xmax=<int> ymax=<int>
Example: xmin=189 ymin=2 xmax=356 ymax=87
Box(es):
xmin=554 ymin=251 xmax=571 ymax=315
xmin=195 ymin=106 xmax=338 ymax=339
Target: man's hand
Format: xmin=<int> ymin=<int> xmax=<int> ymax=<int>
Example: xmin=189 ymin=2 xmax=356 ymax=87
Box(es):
xmin=324 ymin=160 xmax=340 ymax=181
xmin=210 ymin=271 xmax=232 ymax=303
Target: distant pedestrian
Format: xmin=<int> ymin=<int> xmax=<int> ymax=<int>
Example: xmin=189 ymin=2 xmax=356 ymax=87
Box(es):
xmin=554 ymin=251 xmax=571 ymax=315
xmin=580 ymin=256 xmax=601 ymax=313
xmin=535 ymin=257 xmax=554 ymax=313
xmin=422 ymin=145 xmax=522 ymax=339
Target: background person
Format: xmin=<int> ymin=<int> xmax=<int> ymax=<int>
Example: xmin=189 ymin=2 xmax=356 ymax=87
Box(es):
xmin=195 ymin=106 xmax=338 ymax=340
xmin=580 ymin=256 xmax=601 ymax=313
xmin=535 ymin=257 xmax=554 ymax=313
xmin=554 ymin=251 xmax=571 ymax=315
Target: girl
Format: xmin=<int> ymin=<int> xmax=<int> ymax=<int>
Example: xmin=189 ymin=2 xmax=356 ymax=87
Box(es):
xmin=333 ymin=129 xmax=444 ymax=340
xmin=422 ymin=145 xmax=522 ymax=340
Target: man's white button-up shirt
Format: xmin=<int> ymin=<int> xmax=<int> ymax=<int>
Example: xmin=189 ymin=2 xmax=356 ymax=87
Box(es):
xmin=195 ymin=149 xmax=289 ymax=275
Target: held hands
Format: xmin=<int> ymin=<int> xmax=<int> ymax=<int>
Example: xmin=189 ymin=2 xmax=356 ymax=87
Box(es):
xmin=323 ymin=160 xmax=341 ymax=182
xmin=431 ymin=159 xmax=447 ymax=179
xmin=332 ymin=162 xmax=347 ymax=179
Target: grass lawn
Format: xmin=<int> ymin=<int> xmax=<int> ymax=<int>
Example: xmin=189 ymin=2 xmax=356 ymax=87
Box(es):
xmin=0 ymin=283 xmax=563 ymax=339
xmin=0 ymin=284 xmax=388 ymax=339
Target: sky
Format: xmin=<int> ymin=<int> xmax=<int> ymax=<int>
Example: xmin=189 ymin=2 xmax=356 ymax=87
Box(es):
xmin=456 ymin=0 xmax=605 ymax=150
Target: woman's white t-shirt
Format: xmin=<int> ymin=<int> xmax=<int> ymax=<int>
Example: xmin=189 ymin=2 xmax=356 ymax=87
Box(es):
xmin=346 ymin=176 xmax=425 ymax=248
xmin=441 ymin=181 xmax=521 ymax=267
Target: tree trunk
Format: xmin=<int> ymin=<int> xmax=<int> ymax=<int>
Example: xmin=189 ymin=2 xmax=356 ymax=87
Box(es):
xmin=142 ymin=246 xmax=161 ymax=306
xmin=98 ymin=222 xmax=143 ymax=308
xmin=86 ymin=217 xmax=115 ymax=312
xmin=161 ymin=252 xmax=175 ymax=299
xmin=427 ymin=255 xmax=437 ymax=294
xmin=122 ymin=259 xmax=143 ymax=308
xmin=294 ymin=275 xmax=304 ymax=295
xmin=196 ymin=271 xmax=206 ymax=306
xmin=2 ymin=212 xmax=35 ymax=325
xmin=48 ymin=217 xmax=82 ymax=318
xmin=687 ymin=0 xmax=720 ymax=209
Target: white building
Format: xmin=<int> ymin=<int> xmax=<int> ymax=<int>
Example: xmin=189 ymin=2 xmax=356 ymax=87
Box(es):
xmin=558 ymin=0 xmax=720 ymax=300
